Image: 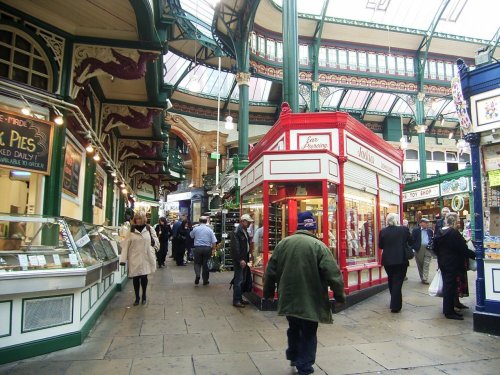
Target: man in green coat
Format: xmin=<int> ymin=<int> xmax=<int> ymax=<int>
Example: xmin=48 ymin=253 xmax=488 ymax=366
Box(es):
xmin=263 ymin=211 xmax=345 ymax=375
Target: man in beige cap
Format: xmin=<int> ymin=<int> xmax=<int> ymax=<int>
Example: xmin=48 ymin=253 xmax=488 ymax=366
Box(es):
xmin=230 ymin=213 xmax=254 ymax=307
xmin=411 ymin=217 xmax=434 ymax=284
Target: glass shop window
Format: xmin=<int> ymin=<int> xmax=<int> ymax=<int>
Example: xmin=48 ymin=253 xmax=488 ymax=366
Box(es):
xmin=327 ymin=48 xmax=337 ymax=68
xmin=446 ymin=151 xmax=458 ymax=162
xmin=406 ymin=58 xmax=414 ymax=76
xmin=433 ymin=151 xmax=445 ymax=161
xmin=459 ymin=152 xmax=470 ymax=163
xmin=345 ymin=187 xmax=377 ymax=264
xmin=387 ymin=55 xmax=396 ymax=74
xmin=276 ymin=42 xmax=283 ymax=62
xmin=437 ymin=61 xmax=445 ymax=80
xmin=396 ymin=56 xmax=405 ymax=75
xmin=377 ymin=54 xmax=386 ymax=73
xmin=380 ymin=202 xmax=399 ymax=230
xmin=299 ymin=45 xmax=309 ymax=65
xmin=348 ymin=50 xmax=357 ymax=70
xmin=266 ymin=39 xmax=275 ymax=60
xmin=257 ymin=36 xmax=265 ymax=55
xmin=426 ymin=150 xmax=432 ymax=160
xmin=319 ymin=47 xmax=327 ymax=67
xmin=358 ymin=52 xmax=367 ymax=71
xmin=405 ymin=149 xmax=418 ymax=160
xmin=250 ymin=33 xmax=257 ymax=52
xmin=368 ymin=53 xmax=377 ymax=72
xmin=338 ymin=49 xmax=347 ymax=69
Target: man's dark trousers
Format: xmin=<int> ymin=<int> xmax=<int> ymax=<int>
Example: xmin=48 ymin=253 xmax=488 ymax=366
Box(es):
xmin=286 ymin=316 xmax=318 ymax=375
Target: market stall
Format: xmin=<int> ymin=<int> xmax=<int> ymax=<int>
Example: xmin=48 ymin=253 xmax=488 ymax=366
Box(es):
xmin=0 ymin=214 xmax=121 ymax=363
xmin=239 ymin=109 xmax=404 ymax=308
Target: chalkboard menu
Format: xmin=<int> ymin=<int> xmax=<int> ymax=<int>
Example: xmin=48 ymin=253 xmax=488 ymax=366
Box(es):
xmin=63 ymin=141 xmax=82 ymax=197
xmin=0 ymin=109 xmax=54 ymax=174
xmin=94 ymin=170 xmax=104 ymax=208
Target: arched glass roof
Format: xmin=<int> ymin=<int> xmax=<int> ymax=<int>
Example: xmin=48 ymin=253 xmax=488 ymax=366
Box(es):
xmin=272 ymin=0 xmax=499 ymax=41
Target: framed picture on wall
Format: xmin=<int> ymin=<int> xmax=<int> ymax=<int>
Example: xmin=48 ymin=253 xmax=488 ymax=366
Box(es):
xmin=93 ymin=170 xmax=105 ymax=209
xmin=471 ymin=87 xmax=500 ymax=133
xmin=62 ymin=140 xmax=82 ymax=197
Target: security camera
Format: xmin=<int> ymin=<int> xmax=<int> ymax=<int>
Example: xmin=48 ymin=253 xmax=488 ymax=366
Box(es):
xmin=166 ymin=99 xmax=173 ymax=110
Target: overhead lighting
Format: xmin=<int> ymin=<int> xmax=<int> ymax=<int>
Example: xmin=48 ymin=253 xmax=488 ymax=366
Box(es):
xmin=93 ymin=152 xmax=100 ymax=161
xmin=85 ymin=143 xmax=94 ymax=153
xmin=120 ymin=182 xmax=125 ymax=188
xmin=121 ymin=188 xmax=128 ymax=194
xmin=52 ymin=105 xmax=64 ymax=125
xmin=224 ymin=115 xmax=234 ymax=130
xmin=20 ymin=95 xmax=31 ymax=116
xmin=111 ymin=171 xmax=117 ymax=177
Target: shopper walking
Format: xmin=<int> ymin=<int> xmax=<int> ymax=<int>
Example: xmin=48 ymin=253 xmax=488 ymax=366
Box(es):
xmin=411 ymin=217 xmax=434 ymax=284
xmin=120 ymin=211 xmax=159 ymax=305
xmin=433 ymin=213 xmax=476 ymax=320
xmin=263 ymin=211 xmax=345 ymax=375
xmin=435 ymin=206 xmax=451 ymax=234
xmin=190 ymin=216 xmax=217 ymax=285
xmin=230 ymin=214 xmax=254 ymax=307
xmin=155 ymin=217 xmax=171 ymax=268
xmin=378 ymin=213 xmax=413 ymax=313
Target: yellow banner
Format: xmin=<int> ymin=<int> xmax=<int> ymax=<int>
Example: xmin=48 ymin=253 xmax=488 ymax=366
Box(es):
xmin=489 ymin=170 xmax=500 ymax=187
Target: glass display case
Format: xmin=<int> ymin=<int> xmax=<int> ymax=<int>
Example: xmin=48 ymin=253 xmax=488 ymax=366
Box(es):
xmin=0 ymin=214 xmax=118 ymax=294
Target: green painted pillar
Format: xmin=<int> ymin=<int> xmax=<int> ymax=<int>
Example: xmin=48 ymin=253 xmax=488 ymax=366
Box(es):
xmin=150 ymin=206 xmax=159 ymax=225
xmin=283 ymin=0 xmax=299 ymax=112
xmin=82 ymin=156 xmax=96 ymax=223
xmin=309 ymin=45 xmax=319 ymax=112
xmin=415 ymin=94 xmax=427 ymax=179
xmin=236 ymin=49 xmax=250 ymax=161
xmin=105 ymin=174 xmax=114 ymax=225
xmin=42 ymin=123 xmax=66 ymax=245
xmin=118 ymin=194 xmax=125 ymax=225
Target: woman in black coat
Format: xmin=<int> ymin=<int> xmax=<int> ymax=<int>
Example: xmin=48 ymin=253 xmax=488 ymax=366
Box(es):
xmin=378 ymin=213 xmax=413 ymax=313
xmin=433 ymin=213 xmax=476 ymax=320
xmin=155 ymin=217 xmax=171 ymax=268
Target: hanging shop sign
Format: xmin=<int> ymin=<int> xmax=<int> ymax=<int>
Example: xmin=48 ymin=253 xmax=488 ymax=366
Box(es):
xmin=402 ymin=185 xmax=440 ymax=202
xmin=62 ymin=140 xmax=82 ymax=197
xmin=298 ymin=133 xmax=331 ymax=150
xmin=470 ymin=87 xmax=500 ymax=133
xmin=451 ymin=194 xmax=465 ymax=211
xmin=166 ymin=191 xmax=191 ymax=202
xmin=489 ymin=170 xmax=500 ymax=187
xmin=440 ymin=176 xmax=469 ymax=196
xmin=0 ymin=109 xmax=54 ymax=175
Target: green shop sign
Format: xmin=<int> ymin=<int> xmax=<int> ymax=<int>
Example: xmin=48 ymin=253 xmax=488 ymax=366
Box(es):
xmin=0 ymin=110 xmax=54 ymax=175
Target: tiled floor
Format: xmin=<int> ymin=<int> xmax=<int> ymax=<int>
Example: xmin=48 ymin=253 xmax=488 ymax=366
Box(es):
xmin=2 ymin=257 xmax=499 ymax=374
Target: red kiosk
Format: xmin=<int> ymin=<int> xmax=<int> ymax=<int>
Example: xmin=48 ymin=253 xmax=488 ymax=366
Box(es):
xmin=240 ymin=108 xmax=404 ymax=307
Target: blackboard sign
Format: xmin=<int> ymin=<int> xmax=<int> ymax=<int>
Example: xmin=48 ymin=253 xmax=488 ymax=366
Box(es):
xmin=94 ymin=170 xmax=104 ymax=208
xmin=63 ymin=141 xmax=82 ymax=197
xmin=0 ymin=109 xmax=54 ymax=174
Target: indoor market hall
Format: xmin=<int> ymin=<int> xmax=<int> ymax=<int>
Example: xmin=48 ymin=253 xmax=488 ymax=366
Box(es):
xmin=1 ymin=0 xmax=500 ymax=374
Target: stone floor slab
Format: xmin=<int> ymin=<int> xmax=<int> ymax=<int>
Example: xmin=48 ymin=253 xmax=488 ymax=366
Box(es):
xmin=315 ymin=345 xmax=385 ymax=374
xmin=65 ymin=359 xmax=132 ymax=375
xmin=437 ymin=358 xmax=500 ymax=374
xmin=213 ymin=330 xmax=271 ymax=354
xmin=130 ymin=356 xmax=195 ymax=375
xmin=141 ymin=317 xmax=187 ymax=335
xmin=105 ymin=335 xmax=164 ymax=359
xmin=185 ymin=315 xmax=233 ymax=334
xmin=89 ymin=318 xmax=142 ymax=337
xmin=193 ymin=353 xmax=260 ymax=375
xmin=0 ymin=360 xmax=72 ymax=375
xmin=163 ymin=333 xmax=219 ymax=357
xmin=46 ymin=336 xmax=113 ymax=361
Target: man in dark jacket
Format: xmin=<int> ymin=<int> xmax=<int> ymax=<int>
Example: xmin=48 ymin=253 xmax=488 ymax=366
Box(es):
xmin=411 ymin=218 xmax=434 ymax=284
xmin=263 ymin=211 xmax=345 ymax=375
xmin=230 ymin=214 xmax=254 ymax=307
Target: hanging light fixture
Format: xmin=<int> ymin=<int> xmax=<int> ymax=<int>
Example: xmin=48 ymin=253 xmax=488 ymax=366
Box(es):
xmin=121 ymin=188 xmax=128 ymax=195
xmin=85 ymin=143 xmax=94 ymax=153
xmin=225 ymin=105 xmax=234 ymax=130
xmin=93 ymin=152 xmax=100 ymax=161
xmin=20 ymin=95 xmax=31 ymax=116
xmin=111 ymin=170 xmax=117 ymax=177
xmin=400 ymin=115 xmax=408 ymax=150
xmin=120 ymin=182 xmax=125 ymax=188
xmin=52 ymin=105 xmax=64 ymax=125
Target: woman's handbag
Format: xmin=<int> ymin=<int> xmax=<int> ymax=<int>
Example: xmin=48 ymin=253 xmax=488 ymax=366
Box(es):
xmin=428 ymin=269 xmax=443 ymax=297
xmin=405 ymin=245 xmax=415 ymax=260
xmin=468 ymin=258 xmax=477 ymax=271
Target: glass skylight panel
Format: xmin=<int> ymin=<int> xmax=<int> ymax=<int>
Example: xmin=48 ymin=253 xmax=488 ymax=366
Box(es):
xmin=367 ymin=93 xmax=395 ymax=112
xmin=179 ymin=0 xmax=215 ymax=39
xmin=321 ymin=88 xmax=344 ymax=109
xmin=163 ymin=52 xmax=190 ymax=84
xmin=391 ymin=97 xmax=412 ymax=115
xmin=342 ymin=90 xmax=370 ymax=109
xmin=231 ymin=77 xmax=273 ymax=102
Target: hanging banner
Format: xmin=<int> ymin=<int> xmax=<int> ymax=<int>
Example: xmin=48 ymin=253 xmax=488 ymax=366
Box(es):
xmin=0 ymin=109 xmax=54 ymax=174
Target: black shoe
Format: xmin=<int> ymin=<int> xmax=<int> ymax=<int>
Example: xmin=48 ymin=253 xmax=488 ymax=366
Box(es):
xmin=141 ymin=298 xmax=147 ymax=305
xmin=455 ymin=303 xmax=469 ymax=309
xmin=195 ymin=276 xmax=200 ymax=285
xmin=233 ymin=302 xmax=245 ymax=308
xmin=445 ymin=314 xmax=464 ymax=320
xmin=289 ymin=361 xmax=296 ymax=367
xmin=240 ymin=300 xmax=250 ymax=305
xmin=133 ymin=299 xmax=140 ymax=306
xmin=391 ymin=309 xmax=401 ymax=313
xmin=203 ymin=281 xmax=209 ymax=285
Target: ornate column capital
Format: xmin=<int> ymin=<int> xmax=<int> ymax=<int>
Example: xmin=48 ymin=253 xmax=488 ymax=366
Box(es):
xmin=416 ymin=124 xmax=427 ymax=134
xmin=464 ymin=132 xmax=480 ymax=146
xmin=235 ymin=72 xmax=251 ymax=86
xmin=311 ymin=81 xmax=320 ymax=92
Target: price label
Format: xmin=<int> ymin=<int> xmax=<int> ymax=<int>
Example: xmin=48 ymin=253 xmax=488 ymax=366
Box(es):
xmin=52 ymin=254 xmax=62 ymax=266
xmin=18 ymin=254 xmax=29 ymax=269
xmin=68 ymin=253 xmax=79 ymax=266
xmin=37 ymin=255 xmax=47 ymax=266
xmin=28 ymin=255 xmax=39 ymax=266
xmin=75 ymin=234 xmax=90 ymax=248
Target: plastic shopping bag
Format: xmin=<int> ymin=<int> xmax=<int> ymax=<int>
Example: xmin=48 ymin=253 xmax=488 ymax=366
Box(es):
xmin=428 ymin=269 xmax=443 ymax=297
